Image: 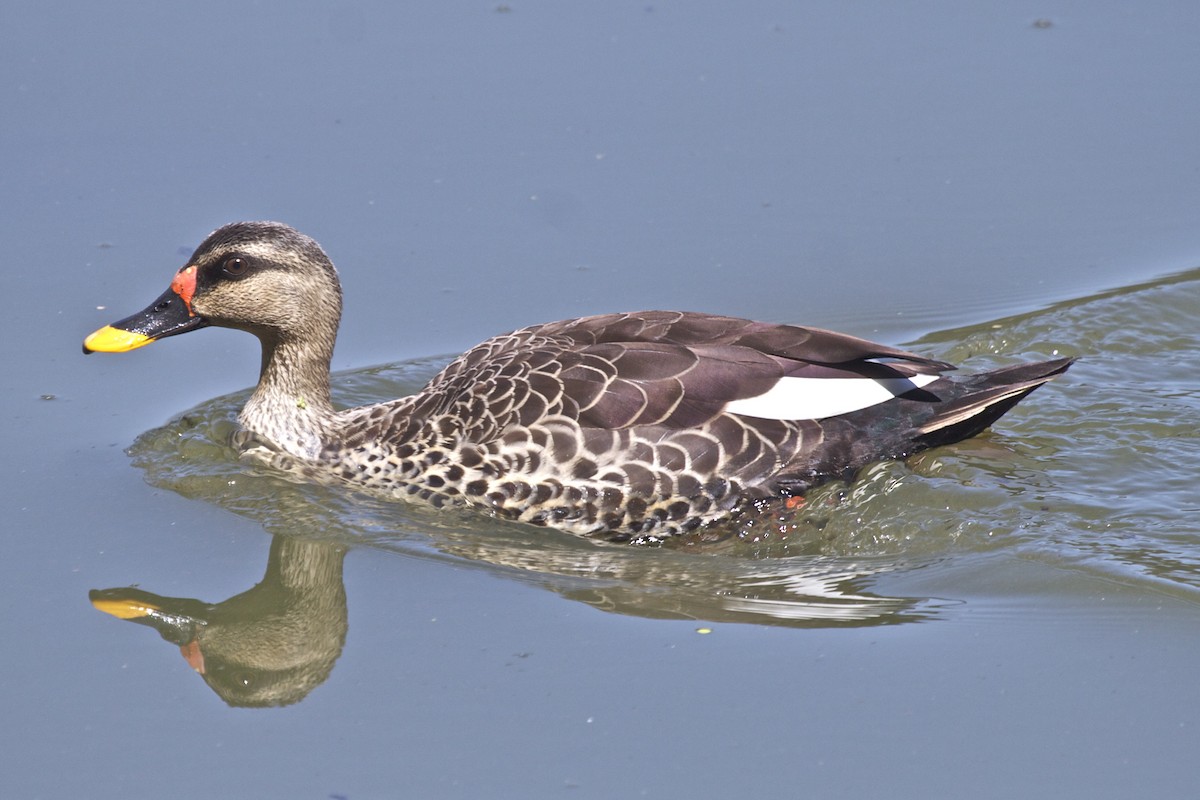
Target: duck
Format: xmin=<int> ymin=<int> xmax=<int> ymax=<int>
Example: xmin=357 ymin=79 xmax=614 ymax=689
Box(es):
xmin=84 ymin=222 xmax=1072 ymax=541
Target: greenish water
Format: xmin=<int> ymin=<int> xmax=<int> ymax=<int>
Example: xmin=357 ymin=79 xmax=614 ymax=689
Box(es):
xmin=122 ymin=267 xmax=1200 ymax=633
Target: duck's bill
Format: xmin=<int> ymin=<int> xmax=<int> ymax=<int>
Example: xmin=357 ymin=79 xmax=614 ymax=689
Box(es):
xmin=89 ymin=593 xmax=163 ymax=620
xmin=83 ymin=286 xmax=209 ymax=354
xmin=89 ymin=587 xmax=209 ymax=644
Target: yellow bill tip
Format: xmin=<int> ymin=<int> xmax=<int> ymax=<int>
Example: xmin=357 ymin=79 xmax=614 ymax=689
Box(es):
xmin=90 ymin=596 xmax=161 ymax=620
xmin=83 ymin=326 xmax=153 ymax=354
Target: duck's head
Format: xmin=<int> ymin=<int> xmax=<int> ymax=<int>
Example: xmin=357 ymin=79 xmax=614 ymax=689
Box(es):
xmin=83 ymin=221 xmax=343 ymax=354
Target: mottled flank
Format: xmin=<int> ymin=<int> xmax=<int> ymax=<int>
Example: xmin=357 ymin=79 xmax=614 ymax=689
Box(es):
xmin=87 ymin=222 xmax=1073 ymax=540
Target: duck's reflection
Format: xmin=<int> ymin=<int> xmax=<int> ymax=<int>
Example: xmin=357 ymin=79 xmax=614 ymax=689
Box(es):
xmin=90 ymin=372 xmax=947 ymax=708
xmin=90 ymin=536 xmax=346 ymax=707
xmin=422 ymin=526 xmax=940 ymax=626
xmin=90 ymin=523 xmax=939 ymax=707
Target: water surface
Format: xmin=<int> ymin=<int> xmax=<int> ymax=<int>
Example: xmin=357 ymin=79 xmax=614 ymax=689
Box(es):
xmin=4 ymin=3 xmax=1200 ymax=798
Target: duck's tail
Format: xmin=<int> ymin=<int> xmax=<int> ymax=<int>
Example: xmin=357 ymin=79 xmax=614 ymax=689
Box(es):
xmin=912 ymin=356 xmax=1074 ymax=449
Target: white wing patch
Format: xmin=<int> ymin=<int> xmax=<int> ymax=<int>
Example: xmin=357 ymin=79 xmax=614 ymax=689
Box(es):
xmin=724 ymin=374 xmax=940 ymax=421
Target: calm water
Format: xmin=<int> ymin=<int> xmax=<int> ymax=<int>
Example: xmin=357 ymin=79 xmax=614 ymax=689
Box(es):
xmin=4 ymin=3 xmax=1200 ymax=798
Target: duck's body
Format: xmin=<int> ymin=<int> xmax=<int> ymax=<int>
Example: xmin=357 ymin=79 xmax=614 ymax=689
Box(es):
xmin=85 ymin=222 xmax=1072 ymax=540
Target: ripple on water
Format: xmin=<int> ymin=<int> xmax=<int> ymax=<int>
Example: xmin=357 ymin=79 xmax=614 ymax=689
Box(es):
xmin=127 ymin=268 xmax=1200 ymax=626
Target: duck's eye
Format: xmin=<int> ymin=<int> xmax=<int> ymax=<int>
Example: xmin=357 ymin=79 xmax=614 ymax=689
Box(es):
xmin=222 ymin=257 xmax=250 ymax=277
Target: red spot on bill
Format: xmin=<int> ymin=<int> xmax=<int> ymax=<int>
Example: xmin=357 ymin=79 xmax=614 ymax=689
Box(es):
xmin=171 ymin=265 xmax=198 ymax=315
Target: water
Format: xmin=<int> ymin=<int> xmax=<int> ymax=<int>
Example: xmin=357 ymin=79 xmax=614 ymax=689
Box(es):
xmin=4 ymin=3 xmax=1200 ymax=798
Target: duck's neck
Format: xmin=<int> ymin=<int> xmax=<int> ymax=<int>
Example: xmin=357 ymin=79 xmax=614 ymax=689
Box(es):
xmin=240 ymin=332 xmax=338 ymax=459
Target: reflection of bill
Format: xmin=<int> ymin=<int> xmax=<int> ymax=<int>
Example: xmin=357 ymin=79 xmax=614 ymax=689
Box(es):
xmin=90 ymin=536 xmax=346 ymax=708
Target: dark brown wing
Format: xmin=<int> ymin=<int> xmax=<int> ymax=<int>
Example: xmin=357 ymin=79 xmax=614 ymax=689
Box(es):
xmin=412 ymin=311 xmax=952 ymax=442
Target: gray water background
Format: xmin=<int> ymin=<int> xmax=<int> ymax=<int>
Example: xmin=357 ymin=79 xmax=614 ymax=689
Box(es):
xmin=3 ymin=3 xmax=1200 ymax=798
